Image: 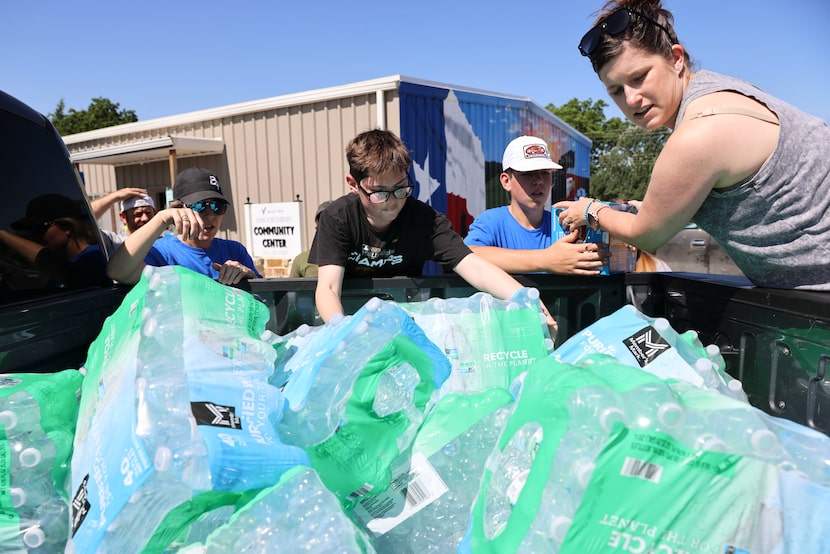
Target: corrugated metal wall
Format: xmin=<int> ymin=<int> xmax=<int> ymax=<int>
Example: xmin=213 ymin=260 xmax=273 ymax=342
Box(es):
xmin=67 ymin=77 xmax=589 ymax=264
xmin=74 ymin=92 xmax=400 ymax=248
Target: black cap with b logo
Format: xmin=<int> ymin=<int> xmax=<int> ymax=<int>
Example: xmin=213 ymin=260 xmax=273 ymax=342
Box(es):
xmin=173 ymin=167 xmax=229 ymax=205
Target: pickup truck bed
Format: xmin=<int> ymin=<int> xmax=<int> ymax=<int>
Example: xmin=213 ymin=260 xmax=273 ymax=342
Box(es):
xmin=249 ymin=272 xmax=830 ymax=435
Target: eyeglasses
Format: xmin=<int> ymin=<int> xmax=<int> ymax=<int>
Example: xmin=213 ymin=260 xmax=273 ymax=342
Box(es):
xmin=356 ymin=176 xmax=414 ymax=204
xmin=186 ymin=199 xmax=228 ymax=215
xmin=578 ymin=7 xmax=676 ymax=57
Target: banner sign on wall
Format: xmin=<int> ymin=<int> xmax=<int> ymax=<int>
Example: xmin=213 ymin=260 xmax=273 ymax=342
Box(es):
xmin=245 ymin=202 xmax=303 ymax=258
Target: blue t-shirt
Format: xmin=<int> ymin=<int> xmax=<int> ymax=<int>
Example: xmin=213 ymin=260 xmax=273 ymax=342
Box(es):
xmin=145 ymin=234 xmax=262 ymax=279
xmin=464 ymin=206 xmax=553 ymax=249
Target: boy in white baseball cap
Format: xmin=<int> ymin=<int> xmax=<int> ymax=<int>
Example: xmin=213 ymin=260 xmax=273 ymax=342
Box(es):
xmin=464 ymin=135 xmax=607 ymax=274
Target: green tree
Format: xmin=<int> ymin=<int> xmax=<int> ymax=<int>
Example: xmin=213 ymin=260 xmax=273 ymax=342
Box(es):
xmin=591 ymin=125 xmax=671 ymax=201
xmin=49 ymin=97 xmax=138 ymax=135
xmin=547 ymin=98 xmax=668 ymax=201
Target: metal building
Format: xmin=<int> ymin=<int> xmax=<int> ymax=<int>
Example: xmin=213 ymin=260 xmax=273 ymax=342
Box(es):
xmin=64 ymin=75 xmax=590 ymax=274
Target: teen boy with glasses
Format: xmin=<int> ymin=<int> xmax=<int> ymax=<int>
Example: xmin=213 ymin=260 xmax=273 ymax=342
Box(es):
xmin=106 ymin=167 xmax=261 ymax=286
xmin=309 ymin=129 xmax=556 ymax=332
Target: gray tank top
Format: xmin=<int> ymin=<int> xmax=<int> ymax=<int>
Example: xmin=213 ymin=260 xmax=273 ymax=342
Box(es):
xmin=677 ymin=70 xmax=830 ymax=290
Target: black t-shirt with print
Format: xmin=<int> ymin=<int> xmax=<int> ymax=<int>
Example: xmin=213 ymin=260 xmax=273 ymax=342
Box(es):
xmin=308 ymin=194 xmax=471 ymax=276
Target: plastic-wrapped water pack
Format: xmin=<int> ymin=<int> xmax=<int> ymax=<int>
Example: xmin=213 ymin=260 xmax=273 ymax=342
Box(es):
xmin=464 ymin=354 xmax=830 ymax=554
xmin=554 ymin=304 xmax=748 ymax=400
xmin=0 ymin=370 xmax=82 ymax=553
xmin=356 ymin=387 xmax=516 ymax=553
xmin=346 ymin=289 xmax=550 ymax=551
xmin=69 ymin=266 xmax=308 ymax=553
xmin=396 ymin=288 xmax=553 ymax=398
xmin=276 ymin=297 xmax=451 ymax=509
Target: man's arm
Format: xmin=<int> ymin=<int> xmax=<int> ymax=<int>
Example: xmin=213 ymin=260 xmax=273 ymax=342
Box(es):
xmin=107 ymin=207 xmax=202 ymax=285
xmin=90 ymin=188 xmax=149 ymax=220
xmin=315 ymin=264 xmax=346 ymax=323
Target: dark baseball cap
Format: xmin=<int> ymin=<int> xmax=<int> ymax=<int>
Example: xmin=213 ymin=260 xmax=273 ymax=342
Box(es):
xmin=173 ymin=167 xmax=229 ymax=205
xmin=12 ymin=194 xmax=87 ymax=230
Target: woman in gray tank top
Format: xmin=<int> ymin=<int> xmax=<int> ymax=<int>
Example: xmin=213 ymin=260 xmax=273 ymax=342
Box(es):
xmin=555 ymin=0 xmax=830 ymax=290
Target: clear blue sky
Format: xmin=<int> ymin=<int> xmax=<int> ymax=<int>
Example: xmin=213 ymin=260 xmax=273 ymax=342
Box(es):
xmin=3 ymin=0 xmax=828 ymax=124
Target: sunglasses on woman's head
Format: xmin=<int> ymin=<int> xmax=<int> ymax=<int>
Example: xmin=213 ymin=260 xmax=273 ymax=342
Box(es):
xmin=578 ymin=7 xmax=676 ymax=57
xmin=186 ymin=199 xmax=228 ymax=215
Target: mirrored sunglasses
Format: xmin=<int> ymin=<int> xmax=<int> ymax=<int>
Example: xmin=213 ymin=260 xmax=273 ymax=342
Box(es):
xmin=186 ymin=199 xmax=228 ymax=215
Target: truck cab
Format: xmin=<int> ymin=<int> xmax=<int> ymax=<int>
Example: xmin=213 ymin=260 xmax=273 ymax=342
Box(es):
xmin=0 ymin=90 xmax=127 ymax=374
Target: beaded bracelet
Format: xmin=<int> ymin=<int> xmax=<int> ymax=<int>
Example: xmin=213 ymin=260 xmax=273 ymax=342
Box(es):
xmin=583 ymin=199 xmax=595 ymax=229
xmin=584 ymin=199 xmax=607 ymax=232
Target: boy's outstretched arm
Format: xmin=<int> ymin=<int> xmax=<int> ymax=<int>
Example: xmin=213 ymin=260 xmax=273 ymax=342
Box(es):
xmin=315 ymin=264 xmax=346 ymax=323
xmin=453 ymin=253 xmax=557 ymax=337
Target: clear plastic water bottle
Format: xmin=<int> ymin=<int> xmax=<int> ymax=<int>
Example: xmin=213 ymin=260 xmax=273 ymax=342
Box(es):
xmin=483 ymin=421 xmax=543 ymax=540
xmin=518 ymin=475 xmax=582 ymax=552
xmin=624 ymin=382 xmax=685 ymax=432
xmin=18 ymin=497 xmax=70 ymax=552
xmin=724 ymin=377 xmax=750 ymax=403
xmin=373 ymin=362 xmax=421 ymax=418
xmin=717 ymin=405 xmax=780 ymax=459
xmin=7 ymin=427 xmax=71 ymax=478
xmin=0 ymin=390 xmax=41 ymax=436
xmin=402 ymin=401 xmax=514 ymax=553
xmin=280 ymin=297 xmax=439 ymax=448
xmin=9 ymin=474 xmax=56 ymax=510
xmin=100 ymin=473 xmax=200 ymax=553
xmin=196 ymin=468 xmax=375 ymax=553
xmin=564 ymin=385 xmax=626 ymax=435
xmin=279 ymin=348 xmax=354 ymax=447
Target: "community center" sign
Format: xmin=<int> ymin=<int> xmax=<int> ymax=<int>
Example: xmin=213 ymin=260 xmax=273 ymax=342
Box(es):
xmin=244 ymin=202 xmax=303 ymax=258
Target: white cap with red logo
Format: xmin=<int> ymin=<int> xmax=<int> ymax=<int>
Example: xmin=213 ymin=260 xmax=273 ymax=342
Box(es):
xmin=502 ymin=136 xmax=563 ymax=172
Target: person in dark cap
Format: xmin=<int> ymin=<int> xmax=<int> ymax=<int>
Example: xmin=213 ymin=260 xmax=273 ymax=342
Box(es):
xmin=106 ymin=167 xmax=261 ymax=285
xmin=0 ymin=193 xmax=110 ymax=288
xmin=289 ymin=200 xmax=332 ymax=278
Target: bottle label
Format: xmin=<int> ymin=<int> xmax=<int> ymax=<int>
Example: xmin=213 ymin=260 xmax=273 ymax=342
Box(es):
xmin=352 ymin=452 xmax=449 ymax=535
xmin=408 ymin=306 xmax=548 ymax=397
xmin=190 ymin=401 xmax=242 ymax=429
xmin=70 ymin=392 xmax=154 ymax=550
xmin=559 ymin=425 xmax=822 ymax=553
xmin=622 ymin=326 xmax=671 ymax=367
xmin=554 ymin=306 xmax=705 ymax=388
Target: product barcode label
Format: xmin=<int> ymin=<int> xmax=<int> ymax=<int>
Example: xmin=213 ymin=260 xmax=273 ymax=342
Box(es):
xmin=402 ymin=478 xmax=428 ymax=508
xmin=352 ymin=451 xmax=449 ymax=534
xmin=621 ymin=456 xmax=663 ymax=483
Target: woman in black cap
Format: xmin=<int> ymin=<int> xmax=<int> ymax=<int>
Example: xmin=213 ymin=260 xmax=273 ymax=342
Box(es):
xmin=107 ymin=168 xmax=261 ymax=285
xmin=0 ymin=193 xmax=110 ymax=288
